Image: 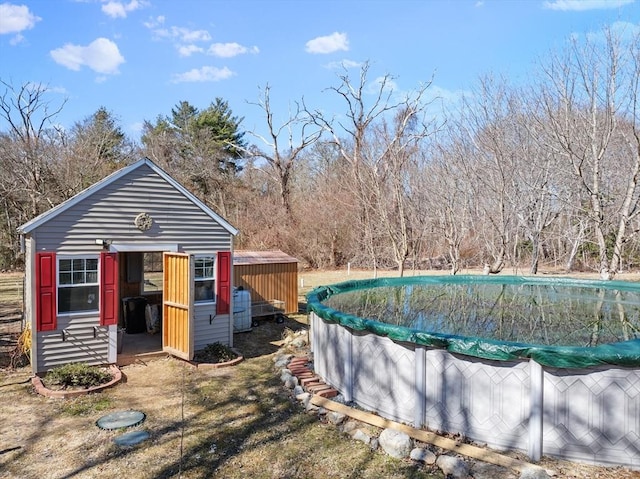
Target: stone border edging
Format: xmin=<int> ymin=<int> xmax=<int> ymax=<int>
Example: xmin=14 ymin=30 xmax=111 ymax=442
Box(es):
xmin=32 ymin=364 xmax=122 ymax=399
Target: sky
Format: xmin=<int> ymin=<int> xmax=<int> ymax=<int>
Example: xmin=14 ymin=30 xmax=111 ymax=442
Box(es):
xmin=1 ymin=0 xmax=639 ymax=145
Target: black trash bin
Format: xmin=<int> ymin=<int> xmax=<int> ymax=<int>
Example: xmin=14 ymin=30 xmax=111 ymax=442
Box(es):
xmin=124 ymin=297 xmax=148 ymax=334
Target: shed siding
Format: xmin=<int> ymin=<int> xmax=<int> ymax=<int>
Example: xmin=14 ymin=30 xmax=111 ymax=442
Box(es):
xmin=32 ymin=164 xmax=232 ymax=254
xmin=26 ymin=162 xmax=234 ymax=372
xmin=234 ymin=262 xmax=298 ymax=314
xmin=194 ymin=304 xmax=231 ymax=350
xmin=36 ymin=315 xmax=110 ymax=370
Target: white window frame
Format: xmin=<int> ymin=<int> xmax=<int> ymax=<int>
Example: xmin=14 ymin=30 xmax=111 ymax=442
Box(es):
xmin=57 ymin=254 xmax=100 ymax=315
xmin=194 ymin=255 xmax=216 ymax=304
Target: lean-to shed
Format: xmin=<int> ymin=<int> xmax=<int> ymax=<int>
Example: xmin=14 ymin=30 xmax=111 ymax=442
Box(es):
xmin=18 ymin=158 xmax=238 ymax=373
xmin=233 ymin=250 xmax=299 ymax=315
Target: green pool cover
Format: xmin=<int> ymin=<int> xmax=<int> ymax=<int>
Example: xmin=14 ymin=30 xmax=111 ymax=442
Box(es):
xmin=306 ymin=275 xmax=640 ymax=369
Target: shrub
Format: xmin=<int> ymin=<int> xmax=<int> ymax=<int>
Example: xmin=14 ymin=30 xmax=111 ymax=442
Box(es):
xmin=45 ymin=363 xmax=113 ymax=389
xmin=193 ymin=342 xmax=238 ymax=363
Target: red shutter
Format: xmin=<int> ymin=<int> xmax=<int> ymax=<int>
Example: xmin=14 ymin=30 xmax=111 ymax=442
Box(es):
xmin=216 ymin=251 xmax=231 ymax=315
xmin=36 ymin=252 xmax=57 ymax=332
xmin=100 ymin=252 xmax=119 ymax=326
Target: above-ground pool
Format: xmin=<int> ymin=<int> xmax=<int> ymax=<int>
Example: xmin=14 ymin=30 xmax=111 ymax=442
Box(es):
xmin=307 ymin=275 xmax=640 ymax=469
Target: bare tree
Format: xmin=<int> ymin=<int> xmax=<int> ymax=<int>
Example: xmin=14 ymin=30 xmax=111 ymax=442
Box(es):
xmin=373 ymin=106 xmax=437 ymax=276
xmin=537 ymin=28 xmax=640 ymax=278
xmin=239 ymin=85 xmax=321 ymax=216
xmin=509 ymin=106 xmax=561 ymax=274
xmin=294 ymin=141 xmax=357 ymax=268
xmin=308 ymin=62 xmax=435 ymax=275
xmin=425 ymin=139 xmax=472 ymax=275
xmin=51 ymin=107 xmax=135 ymax=201
xmin=0 ymin=80 xmax=66 ymax=267
xmin=0 ymin=80 xmax=66 ymax=217
xmin=454 ymin=76 xmax=521 ymax=274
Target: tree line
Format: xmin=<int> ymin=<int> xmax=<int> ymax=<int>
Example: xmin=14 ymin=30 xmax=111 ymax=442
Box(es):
xmin=1 ymin=28 xmax=639 ymax=279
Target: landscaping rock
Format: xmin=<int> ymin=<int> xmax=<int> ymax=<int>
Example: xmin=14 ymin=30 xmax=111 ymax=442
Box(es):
xmin=284 ymin=376 xmax=298 ymax=389
xmin=342 ymin=420 xmax=360 ymax=434
xmin=327 ymin=411 xmax=346 ymax=425
xmin=293 ymin=385 xmax=305 ymax=396
xmin=296 ymin=392 xmax=311 ymax=407
xmin=410 ymin=447 xmax=437 ymax=465
xmin=519 ymin=466 xmax=551 ymax=479
xmin=274 ymin=356 xmax=291 ymax=368
xmin=378 ymin=428 xmax=412 ymax=459
xmin=305 ymin=400 xmax=319 ymax=412
xmin=351 ymin=429 xmax=371 ymax=445
xmin=436 ymin=455 xmax=469 ymax=479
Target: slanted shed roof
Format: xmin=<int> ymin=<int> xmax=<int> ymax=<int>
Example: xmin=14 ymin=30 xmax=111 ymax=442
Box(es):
xmin=18 ymin=158 xmax=238 ymax=236
xmin=234 ymin=250 xmax=298 ymax=265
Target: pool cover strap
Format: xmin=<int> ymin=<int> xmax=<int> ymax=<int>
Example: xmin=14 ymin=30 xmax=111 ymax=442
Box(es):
xmin=306 ymin=275 xmax=640 ymax=369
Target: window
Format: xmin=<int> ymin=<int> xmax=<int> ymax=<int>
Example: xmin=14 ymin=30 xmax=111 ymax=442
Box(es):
xmin=143 ymin=252 xmax=163 ymax=293
xmin=58 ymin=256 xmax=99 ymax=314
xmin=194 ymin=256 xmax=215 ymax=303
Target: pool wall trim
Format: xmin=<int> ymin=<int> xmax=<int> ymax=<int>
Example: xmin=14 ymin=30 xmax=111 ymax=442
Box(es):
xmin=308 ymin=276 xmax=640 ymax=469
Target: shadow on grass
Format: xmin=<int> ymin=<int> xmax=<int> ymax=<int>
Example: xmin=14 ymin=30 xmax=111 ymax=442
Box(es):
xmin=234 ymin=315 xmax=309 ymax=359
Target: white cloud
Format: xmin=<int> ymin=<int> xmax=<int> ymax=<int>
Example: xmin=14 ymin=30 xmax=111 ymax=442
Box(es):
xmin=176 ymin=27 xmax=211 ymax=43
xmin=9 ymin=32 xmax=24 ymax=45
xmin=101 ymin=0 xmax=147 ymax=19
xmin=0 ymin=3 xmax=41 ymax=34
xmin=305 ymin=32 xmax=349 ymax=54
xmin=367 ymin=76 xmax=398 ymax=95
xmin=143 ymin=15 xmax=164 ymax=29
xmin=171 ymin=66 xmax=235 ymax=83
xmin=144 ymin=16 xmax=211 ymax=44
xmin=543 ymin=0 xmax=635 ymax=11
xmin=609 ymin=20 xmax=640 ymax=38
xmin=325 ymin=59 xmax=362 ymax=70
xmin=178 ymin=44 xmax=203 ymax=57
xmin=50 ymin=37 xmax=125 ymax=74
xmin=207 ymin=42 xmax=259 ymax=58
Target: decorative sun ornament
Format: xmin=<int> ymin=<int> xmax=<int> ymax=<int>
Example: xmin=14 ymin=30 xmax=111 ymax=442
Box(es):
xmin=134 ymin=212 xmax=153 ymax=231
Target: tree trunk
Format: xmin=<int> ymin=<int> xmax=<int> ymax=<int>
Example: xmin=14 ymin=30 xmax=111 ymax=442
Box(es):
xmin=529 ymin=232 xmax=540 ymax=275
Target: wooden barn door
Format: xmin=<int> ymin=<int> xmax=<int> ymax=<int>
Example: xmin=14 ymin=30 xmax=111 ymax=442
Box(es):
xmin=162 ymin=252 xmax=194 ymax=360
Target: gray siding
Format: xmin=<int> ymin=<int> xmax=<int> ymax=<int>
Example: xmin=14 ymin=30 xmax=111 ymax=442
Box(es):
xmin=193 ymin=303 xmax=232 ymax=350
xmin=36 ymin=315 xmax=110 ymax=371
xmin=32 ymin=164 xmax=232 ymax=254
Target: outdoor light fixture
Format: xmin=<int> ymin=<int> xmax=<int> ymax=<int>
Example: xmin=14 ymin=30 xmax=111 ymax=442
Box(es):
xmin=95 ymin=239 xmax=111 ymax=249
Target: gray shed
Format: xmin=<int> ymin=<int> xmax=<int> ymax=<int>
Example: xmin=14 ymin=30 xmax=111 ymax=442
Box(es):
xmin=18 ymin=158 xmax=238 ymax=373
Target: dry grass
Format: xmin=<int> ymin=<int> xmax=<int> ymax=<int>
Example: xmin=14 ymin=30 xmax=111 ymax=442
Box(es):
xmin=0 ymin=329 xmax=442 ymax=479
xmin=1 ymin=270 xmax=639 ymax=478
xmin=0 ymin=272 xmax=23 ymax=306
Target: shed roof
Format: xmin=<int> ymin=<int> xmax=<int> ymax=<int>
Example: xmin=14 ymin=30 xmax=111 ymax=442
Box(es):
xmin=234 ymin=250 xmax=298 ymax=265
xmin=18 ymin=157 xmax=239 ymax=236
